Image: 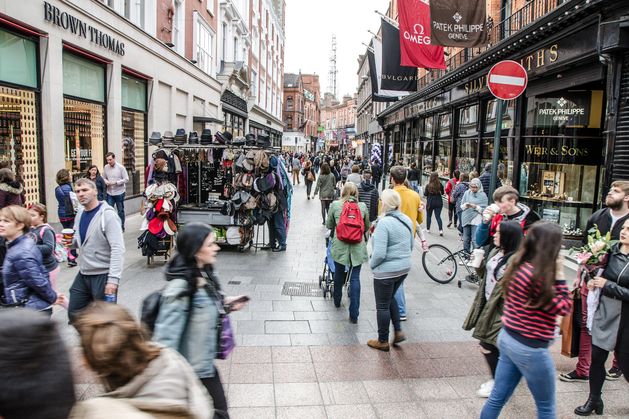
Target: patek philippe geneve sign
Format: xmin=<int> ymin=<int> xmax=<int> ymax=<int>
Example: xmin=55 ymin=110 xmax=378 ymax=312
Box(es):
xmin=43 ymin=1 xmax=126 ymax=56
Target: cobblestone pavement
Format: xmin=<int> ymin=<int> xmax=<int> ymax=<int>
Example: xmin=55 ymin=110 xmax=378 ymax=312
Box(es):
xmin=53 ymin=183 xmax=629 ymax=418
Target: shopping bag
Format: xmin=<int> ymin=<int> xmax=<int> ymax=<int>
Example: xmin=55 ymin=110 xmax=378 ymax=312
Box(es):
xmin=560 ymin=287 xmax=582 ymax=357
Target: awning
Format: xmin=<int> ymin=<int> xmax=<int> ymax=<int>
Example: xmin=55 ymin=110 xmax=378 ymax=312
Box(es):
xmin=193 ymin=116 xmax=223 ymax=124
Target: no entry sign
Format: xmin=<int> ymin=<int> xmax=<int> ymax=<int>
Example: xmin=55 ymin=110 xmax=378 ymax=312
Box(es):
xmin=487 ymin=60 xmax=528 ymax=100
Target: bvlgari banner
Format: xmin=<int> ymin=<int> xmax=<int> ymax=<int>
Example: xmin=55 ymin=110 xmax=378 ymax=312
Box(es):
xmin=398 ymin=0 xmax=445 ymax=69
xmin=367 ymin=42 xmax=401 ymax=102
xmin=381 ymin=19 xmax=419 ymax=92
xmin=429 ymin=0 xmax=487 ymax=48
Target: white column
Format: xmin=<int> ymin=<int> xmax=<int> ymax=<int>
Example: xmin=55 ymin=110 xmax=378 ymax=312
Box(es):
xmin=107 ymin=61 xmax=123 ymax=158
xmin=40 ymin=36 xmax=65 ymax=222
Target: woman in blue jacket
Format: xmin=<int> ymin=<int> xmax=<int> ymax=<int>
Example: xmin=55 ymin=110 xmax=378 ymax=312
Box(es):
xmin=153 ymin=222 xmax=248 ymax=419
xmin=367 ymin=189 xmax=414 ymax=352
xmin=0 ymin=205 xmax=63 ymax=316
xmin=54 ymin=169 xmax=77 ymax=267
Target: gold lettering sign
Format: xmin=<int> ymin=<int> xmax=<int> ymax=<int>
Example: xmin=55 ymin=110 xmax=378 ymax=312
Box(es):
xmin=464 ymin=75 xmax=486 ymax=95
xmin=525 ymin=144 xmax=589 ymax=157
xmin=520 ymin=44 xmax=559 ymax=71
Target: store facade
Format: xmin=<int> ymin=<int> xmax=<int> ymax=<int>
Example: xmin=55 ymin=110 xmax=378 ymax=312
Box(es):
xmin=1 ymin=0 xmax=223 ymax=219
xmin=249 ymin=105 xmax=284 ymax=148
xmin=379 ymin=0 xmax=628 ymax=239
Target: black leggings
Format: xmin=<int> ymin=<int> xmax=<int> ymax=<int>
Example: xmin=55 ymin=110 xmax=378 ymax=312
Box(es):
xmin=201 ymin=370 xmax=229 ymax=419
xmin=448 ymin=202 xmax=458 ymax=226
xmin=426 ymin=205 xmax=443 ymax=230
xmin=320 ymin=199 xmax=332 ymax=223
xmin=479 ymin=341 xmax=500 ymax=378
xmin=589 ymin=345 xmax=629 ymax=399
xmin=306 ymin=180 xmax=313 ymax=196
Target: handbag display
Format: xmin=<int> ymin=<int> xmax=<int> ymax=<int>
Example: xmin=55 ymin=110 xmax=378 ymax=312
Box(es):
xmin=560 ymin=287 xmax=582 ymax=358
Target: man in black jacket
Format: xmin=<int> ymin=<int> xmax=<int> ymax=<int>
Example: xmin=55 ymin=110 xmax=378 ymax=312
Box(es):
xmin=358 ymin=170 xmax=379 ymax=222
xmin=560 ymin=180 xmax=629 ymax=383
xmin=479 ymin=163 xmax=502 ymax=204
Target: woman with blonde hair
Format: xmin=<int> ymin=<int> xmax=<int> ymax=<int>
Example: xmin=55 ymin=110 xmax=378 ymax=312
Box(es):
xmin=326 ymin=182 xmax=370 ymax=323
xmin=367 ymin=189 xmax=414 ymax=351
xmin=75 ymin=302 xmax=212 ymax=419
xmin=0 ymin=205 xmax=63 ymax=315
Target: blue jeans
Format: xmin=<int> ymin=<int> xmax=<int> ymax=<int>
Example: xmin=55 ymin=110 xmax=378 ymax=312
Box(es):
xmin=480 ymin=329 xmax=557 ymax=419
xmin=270 ymin=210 xmax=287 ymax=248
xmin=374 ymin=274 xmax=406 ymax=341
xmin=462 ymin=224 xmax=478 ymax=254
xmin=333 ymin=262 xmax=361 ymax=321
xmin=410 ymin=180 xmax=419 ymax=193
xmin=394 ymin=283 xmax=406 ymax=317
xmin=106 ymin=193 xmax=125 ymax=229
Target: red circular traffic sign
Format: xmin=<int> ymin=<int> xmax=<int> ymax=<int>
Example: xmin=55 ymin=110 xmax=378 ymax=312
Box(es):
xmin=487 ymin=60 xmax=528 ymax=100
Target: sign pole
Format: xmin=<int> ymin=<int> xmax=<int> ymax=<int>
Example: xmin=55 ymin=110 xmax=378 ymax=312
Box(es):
xmin=489 ymin=99 xmax=504 ymax=200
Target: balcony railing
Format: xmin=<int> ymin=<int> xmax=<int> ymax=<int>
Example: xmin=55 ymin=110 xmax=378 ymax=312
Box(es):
xmin=417 ymin=0 xmax=566 ymax=89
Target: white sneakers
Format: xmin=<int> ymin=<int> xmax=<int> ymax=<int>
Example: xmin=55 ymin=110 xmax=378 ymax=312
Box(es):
xmin=477 ymin=379 xmax=494 ymax=398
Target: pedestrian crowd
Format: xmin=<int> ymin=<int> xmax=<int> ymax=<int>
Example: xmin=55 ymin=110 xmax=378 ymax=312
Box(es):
xmin=1 ymin=151 xmax=629 ymax=419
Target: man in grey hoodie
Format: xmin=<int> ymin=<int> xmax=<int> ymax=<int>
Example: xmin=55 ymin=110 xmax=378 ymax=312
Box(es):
xmin=67 ymin=178 xmax=125 ymax=323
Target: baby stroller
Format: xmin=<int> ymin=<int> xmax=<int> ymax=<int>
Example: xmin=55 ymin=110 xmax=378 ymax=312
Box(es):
xmin=318 ymin=236 xmax=335 ymax=298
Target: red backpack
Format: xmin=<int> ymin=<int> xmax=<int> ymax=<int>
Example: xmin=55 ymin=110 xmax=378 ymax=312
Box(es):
xmin=336 ymin=201 xmax=365 ymax=244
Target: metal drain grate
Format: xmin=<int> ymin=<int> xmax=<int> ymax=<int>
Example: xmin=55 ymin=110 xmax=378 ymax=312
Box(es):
xmin=228 ymin=281 xmax=242 ymax=285
xmin=281 ymin=282 xmax=323 ymax=297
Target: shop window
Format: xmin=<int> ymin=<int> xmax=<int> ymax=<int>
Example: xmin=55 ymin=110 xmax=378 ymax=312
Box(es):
xmin=0 ymin=29 xmax=37 ymax=89
xmin=121 ymin=73 xmax=147 ymax=197
xmin=480 ymin=137 xmax=516 ymax=187
xmin=437 ymin=113 xmax=451 ymax=139
xmin=421 ymin=140 xmax=434 ymax=184
xmin=485 ymin=99 xmax=516 ymax=136
xmin=63 ymin=98 xmax=105 ymax=180
xmin=63 ymin=52 xmax=105 ymax=102
xmin=435 ymin=140 xmax=451 ymax=180
xmin=223 ymin=111 xmax=245 ymax=137
xmin=0 ymin=86 xmax=40 ymax=203
xmin=422 ymin=116 xmax=434 ymax=140
xmin=455 ymin=139 xmax=478 ymax=175
xmin=458 ymin=104 xmax=478 ymax=137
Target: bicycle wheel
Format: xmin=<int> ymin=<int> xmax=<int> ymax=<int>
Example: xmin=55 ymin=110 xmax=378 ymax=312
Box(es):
xmin=422 ymin=244 xmax=457 ymax=284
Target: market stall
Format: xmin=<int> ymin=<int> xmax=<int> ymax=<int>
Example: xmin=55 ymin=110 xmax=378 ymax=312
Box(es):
xmin=140 ymin=130 xmax=287 ymax=254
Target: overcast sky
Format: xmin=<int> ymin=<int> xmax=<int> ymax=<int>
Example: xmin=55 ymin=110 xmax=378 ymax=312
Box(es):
xmin=284 ymin=0 xmax=389 ymax=99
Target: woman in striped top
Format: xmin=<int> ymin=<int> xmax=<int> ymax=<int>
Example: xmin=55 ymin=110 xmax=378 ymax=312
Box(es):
xmin=480 ymin=222 xmax=572 ymax=419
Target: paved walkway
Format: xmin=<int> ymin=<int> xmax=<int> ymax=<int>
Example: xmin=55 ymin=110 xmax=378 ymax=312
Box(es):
xmin=53 ymin=182 xmax=628 ymax=418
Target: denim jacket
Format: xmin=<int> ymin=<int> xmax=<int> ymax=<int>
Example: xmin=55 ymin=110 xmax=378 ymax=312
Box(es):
xmin=153 ymin=268 xmax=221 ymax=379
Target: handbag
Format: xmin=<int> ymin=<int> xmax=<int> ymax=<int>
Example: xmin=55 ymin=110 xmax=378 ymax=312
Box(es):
xmin=216 ymin=314 xmax=235 ymax=359
xmin=560 ymin=287 xmax=582 ymax=357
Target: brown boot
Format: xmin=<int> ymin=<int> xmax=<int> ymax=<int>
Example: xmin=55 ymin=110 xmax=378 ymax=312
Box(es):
xmin=392 ymin=331 xmax=406 ymax=346
xmin=367 ymin=339 xmax=390 ymax=352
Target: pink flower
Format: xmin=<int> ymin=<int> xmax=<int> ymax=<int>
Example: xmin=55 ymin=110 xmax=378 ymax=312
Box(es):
xmin=591 ymin=240 xmax=606 ymax=254
xmin=576 ymin=252 xmax=592 ymax=265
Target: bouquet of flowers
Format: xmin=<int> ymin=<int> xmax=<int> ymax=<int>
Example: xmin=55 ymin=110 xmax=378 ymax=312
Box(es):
xmin=571 ymin=225 xmax=617 ymax=278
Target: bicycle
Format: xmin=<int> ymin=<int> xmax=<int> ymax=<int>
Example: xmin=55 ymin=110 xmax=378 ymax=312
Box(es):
xmin=421 ymin=244 xmax=480 ymax=288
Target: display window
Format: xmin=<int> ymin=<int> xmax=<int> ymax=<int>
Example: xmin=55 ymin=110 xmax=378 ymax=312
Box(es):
xmin=435 ymin=140 xmax=451 ymax=179
xmin=0 ymin=86 xmax=40 ymax=203
xmin=422 ymin=115 xmax=434 ymax=140
xmin=458 ymin=104 xmax=479 ymax=137
xmin=437 ymin=113 xmax=452 ymax=139
xmin=223 ymin=111 xmax=245 ymax=137
xmin=480 ymin=137 xmax=516 ymax=187
xmin=455 ymin=139 xmax=478 ymax=175
xmin=485 ymin=99 xmax=516 ymax=136
xmin=421 ymin=139 xmax=434 ymax=180
xmin=63 ymin=98 xmax=105 ymax=179
xmin=121 ymin=73 xmax=147 ymax=197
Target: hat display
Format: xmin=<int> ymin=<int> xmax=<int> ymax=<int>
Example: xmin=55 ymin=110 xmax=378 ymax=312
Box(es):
xmin=254 ymin=150 xmax=269 ymax=170
xmin=269 ymin=155 xmax=279 ymax=169
xmin=148 ymin=217 xmax=165 ymax=235
xmin=162 ymin=131 xmax=174 ymax=146
xmin=220 ymin=201 xmax=235 ymax=216
xmin=226 ymin=226 xmax=241 ymax=245
xmin=188 ymin=131 xmax=199 ymax=144
xmin=174 ymin=128 xmax=187 ymax=145
xmin=256 ymin=134 xmax=271 ymax=148
xmin=200 ymin=128 xmax=213 ymax=145
xmin=149 ymin=132 xmax=162 ymax=146
xmin=253 ymin=173 xmax=276 ymax=193
xmin=163 ymin=218 xmax=177 ymax=236
xmin=215 ymin=131 xmax=233 ymax=145
xmin=232 ymin=136 xmax=246 ymax=146
xmin=245 ymin=133 xmax=257 ymax=146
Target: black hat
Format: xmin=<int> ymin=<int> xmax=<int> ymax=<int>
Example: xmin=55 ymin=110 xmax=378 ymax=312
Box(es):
xmin=245 ymin=133 xmax=257 ymax=146
xmin=174 ymin=128 xmax=187 ymax=145
xmin=256 ymin=134 xmax=271 ymax=148
xmin=149 ymin=131 xmax=162 ymax=146
xmin=200 ymin=129 xmax=212 ymax=145
xmin=232 ymin=136 xmax=246 ymax=146
xmin=188 ymin=131 xmax=199 ymax=144
xmin=215 ymin=131 xmax=233 ymax=145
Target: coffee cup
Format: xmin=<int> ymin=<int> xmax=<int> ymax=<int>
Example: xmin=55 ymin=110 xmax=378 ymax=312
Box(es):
xmin=470 ymin=248 xmax=485 ymax=269
xmin=61 ymin=228 xmax=74 ymax=246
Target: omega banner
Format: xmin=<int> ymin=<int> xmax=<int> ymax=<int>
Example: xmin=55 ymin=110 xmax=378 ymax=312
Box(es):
xmin=430 ymin=0 xmax=487 ymax=48
xmin=397 ymin=0 xmax=445 ymax=69
xmin=381 ymin=19 xmax=419 ymax=92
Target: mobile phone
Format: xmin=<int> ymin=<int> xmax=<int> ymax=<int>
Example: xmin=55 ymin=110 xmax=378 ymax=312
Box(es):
xmin=229 ymin=295 xmax=250 ymax=304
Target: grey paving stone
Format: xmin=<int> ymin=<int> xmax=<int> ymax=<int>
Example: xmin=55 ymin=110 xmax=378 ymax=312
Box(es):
xmin=372 ymin=402 xmax=428 ymax=419
xmin=276 ymin=406 xmax=327 ymax=419
xmin=228 ymin=383 xmax=275 ymax=407
xmin=274 ymin=382 xmax=323 ymax=406
xmin=272 ymin=300 xmax=314 ymax=312
xmin=235 ymin=320 xmax=266 ymax=335
xmin=229 ymin=407 xmax=275 ymax=419
xmin=325 ymin=404 xmax=378 ymax=419
xmin=294 ymin=311 xmax=329 ymax=321
xmin=265 ymin=320 xmax=311 ymax=334
xmin=362 ymin=379 xmax=415 ymax=403
xmin=327 ymin=333 xmax=360 ymax=346
xmin=250 ymin=311 xmax=294 ymax=321
xmin=319 ymin=381 xmax=371 ymax=405
xmin=241 ymin=334 xmax=291 ymax=347
xmin=406 ymin=377 xmax=460 ymax=400
xmin=272 ymin=346 xmax=312 ymax=363
xmin=273 ymin=362 xmax=317 ymax=383
xmin=309 ymin=320 xmax=355 ymax=334
xmin=290 ymin=333 xmax=330 ymax=346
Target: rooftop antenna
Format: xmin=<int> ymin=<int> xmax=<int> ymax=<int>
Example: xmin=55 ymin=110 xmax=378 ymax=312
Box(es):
xmin=327 ymin=34 xmax=338 ymax=98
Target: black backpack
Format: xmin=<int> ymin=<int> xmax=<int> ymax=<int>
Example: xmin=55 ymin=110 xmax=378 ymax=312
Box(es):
xmin=140 ymin=285 xmax=193 ymax=335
